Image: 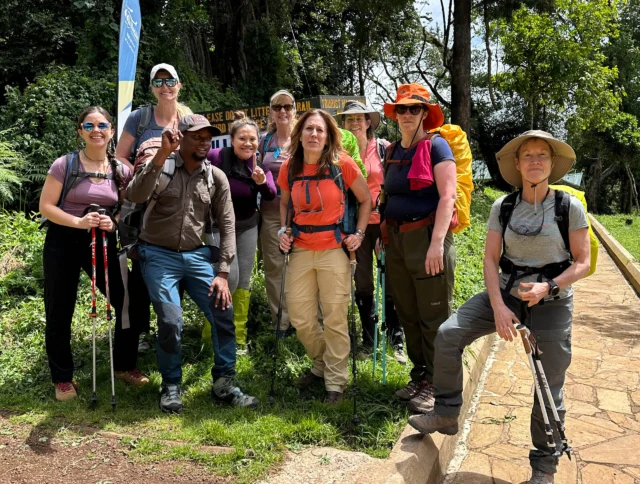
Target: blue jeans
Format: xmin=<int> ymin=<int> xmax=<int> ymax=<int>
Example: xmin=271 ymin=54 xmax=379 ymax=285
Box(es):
xmin=138 ymin=243 xmax=236 ymax=384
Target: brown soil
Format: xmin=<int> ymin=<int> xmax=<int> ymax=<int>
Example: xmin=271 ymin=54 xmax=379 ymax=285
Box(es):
xmin=0 ymin=419 xmax=230 ymax=484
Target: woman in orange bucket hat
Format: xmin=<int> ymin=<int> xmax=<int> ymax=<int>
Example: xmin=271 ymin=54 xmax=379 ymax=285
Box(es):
xmin=380 ymin=83 xmax=457 ymax=415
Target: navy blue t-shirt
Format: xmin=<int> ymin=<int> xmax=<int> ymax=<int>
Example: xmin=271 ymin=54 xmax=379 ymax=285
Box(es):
xmin=384 ymin=135 xmax=454 ymax=220
xmin=123 ymin=106 xmax=165 ymax=154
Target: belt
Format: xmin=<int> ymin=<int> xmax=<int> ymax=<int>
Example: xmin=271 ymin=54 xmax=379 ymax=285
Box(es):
xmin=142 ymin=241 xmax=203 ymax=253
xmin=385 ymin=215 xmax=434 ymax=233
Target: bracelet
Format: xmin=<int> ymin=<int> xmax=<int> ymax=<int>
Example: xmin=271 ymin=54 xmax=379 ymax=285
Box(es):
xmin=354 ymin=229 xmax=364 ymax=238
xmin=277 ymin=226 xmax=287 ymax=238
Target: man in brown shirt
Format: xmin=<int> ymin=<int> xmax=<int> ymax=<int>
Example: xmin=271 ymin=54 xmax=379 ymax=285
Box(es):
xmin=128 ymin=114 xmax=258 ymax=413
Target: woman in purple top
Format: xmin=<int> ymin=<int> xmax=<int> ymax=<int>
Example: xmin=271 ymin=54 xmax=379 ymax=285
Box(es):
xmin=207 ymin=111 xmax=276 ymax=349
xmin=258 ymin=89 xmax=297 ymax=332
xmin=39 ymin=106 xmax=146 ymax=402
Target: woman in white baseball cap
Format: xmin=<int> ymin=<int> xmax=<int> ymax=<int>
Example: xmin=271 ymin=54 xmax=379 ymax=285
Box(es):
xmin=114 ymin=63 xmax=194 ymax=355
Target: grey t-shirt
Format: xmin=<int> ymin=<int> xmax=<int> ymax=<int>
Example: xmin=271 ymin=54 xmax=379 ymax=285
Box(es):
xmin=123 ymin=106 xmax=165 ymax=154
xmin=488 ymin=191 xmax=588 ymax=299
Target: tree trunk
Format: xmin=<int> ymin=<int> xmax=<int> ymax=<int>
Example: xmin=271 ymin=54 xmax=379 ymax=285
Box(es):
xmin=451 ymin=0 xmax=471 ymax=134
xmin=587 ymin=157 xmax=602 ymax=213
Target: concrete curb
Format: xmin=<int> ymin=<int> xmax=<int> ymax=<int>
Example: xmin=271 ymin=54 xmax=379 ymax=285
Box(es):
xmin=589 ymin=214 xmax=640 ymax=296
xmin=354 ymin=333 xmax=496 ymax=484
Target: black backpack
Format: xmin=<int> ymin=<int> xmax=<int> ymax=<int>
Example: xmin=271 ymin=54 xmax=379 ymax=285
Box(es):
xmin=128 ymin=104 xmax=154 ymax=163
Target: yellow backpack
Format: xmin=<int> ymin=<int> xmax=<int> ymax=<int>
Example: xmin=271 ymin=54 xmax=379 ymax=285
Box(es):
xmin=429 ymin=125 xmax=474 ymax=233
xmin=549 ymin=184 xmax=599 ymax=277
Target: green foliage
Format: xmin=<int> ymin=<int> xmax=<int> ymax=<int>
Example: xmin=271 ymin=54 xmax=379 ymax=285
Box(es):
xmin=0 ymin=135 xmax=23 ymax=208
xmin=597 ymin=213 xmax=640 ymax=260
xmin=495 ymin=0 xmax=622 ymax=131
xmin=0 ymin=66 xmax=116 ymax=210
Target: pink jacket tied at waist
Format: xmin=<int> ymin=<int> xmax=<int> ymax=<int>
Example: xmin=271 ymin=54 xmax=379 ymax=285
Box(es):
xmin=407 ymin=139 xmax=434 ymax=190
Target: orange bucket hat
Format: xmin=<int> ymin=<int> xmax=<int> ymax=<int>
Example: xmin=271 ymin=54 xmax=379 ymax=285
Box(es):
xmin=383 ymin=83 xmax=445 ymax=131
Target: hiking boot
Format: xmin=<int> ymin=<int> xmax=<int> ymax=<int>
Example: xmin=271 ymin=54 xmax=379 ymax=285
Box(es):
xmin=393 ymin=346 xmax=408 ymax=365
xmin=408 ymin=381 xmax=435 ymax=413
xmin=159 ymin=383 xmax=182 ymax=414
xmin=528 ymin=470 xmax=554 ymax=484
xmin=55 ymin=381 xmax=78 ymax=401
xmin=326 ymin=391 xmax=343 ymax=405
xmin=408 ymin=410 xmax=459 ymax=435
xmin=115 ymin=369 xmax=149 ymax=387
xmin=394 ymin=379 xmax=427 ymax=401
xmin=212 ymin=376 xmax=258 ymax=408
xmin=138 ymin=332 xmax=152 ymax=353
xmin=294 ymin=371 xmax=324 ymax=388
xmin=236 ymin=344 xmax=248 ymax=356
xmin=356 ymin=346 xmax=373 ymax=361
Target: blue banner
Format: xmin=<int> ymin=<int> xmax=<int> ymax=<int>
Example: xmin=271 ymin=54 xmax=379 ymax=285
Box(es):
xmin=117 ymin=0 xmax=141 ymax=141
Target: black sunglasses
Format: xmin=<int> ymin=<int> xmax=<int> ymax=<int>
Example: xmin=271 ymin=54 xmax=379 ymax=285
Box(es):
xmin=271 ymin=104 xmax=294 ymax=112
xmin=395 ymin=105 xmax=424 ymax=116
xmin=151 ymin=78 xmax=178 ymax=88
xmin=82 ymin=122 xmax=111 ymax=132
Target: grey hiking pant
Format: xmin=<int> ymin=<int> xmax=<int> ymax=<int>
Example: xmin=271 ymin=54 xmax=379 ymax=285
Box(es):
xmin=433 ymin=290 xmax=573 ymax=474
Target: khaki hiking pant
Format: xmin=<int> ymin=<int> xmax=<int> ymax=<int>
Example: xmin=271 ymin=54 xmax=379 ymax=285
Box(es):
xmin=259 ymin=208 xmax=290 ymax=331
xmin=285 ymin=247 xmax=351 ymax=392
xmin=386 ymin=223 xmax=455 ymax=383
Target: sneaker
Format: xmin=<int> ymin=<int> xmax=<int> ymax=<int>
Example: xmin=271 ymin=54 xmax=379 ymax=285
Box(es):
xmin=394 ymin=379 xmax=427 ymax=401
xmin=326 ymin=391 xmax=343 ymax=405
xmin=212 ymin=376 xmax=258 ymax=408
xmin=356 ymin=346 xmax=372 ymax=361
xmin=528 ymin=470 xmax=554 ymax=484
xmin=393 ymin=346 xmax=408 ymax=365
xmin=115 ymin=369 xmax=150 ymax=387
xmin=408 ymin=381 xmax=435 ymax=413
xmin=294 ymin=371 xmax=324 ymax=388
xmin=408 ymin=410 xmax=459 ymax=435
xmin=55 ymin=381 xmax=78 ymax=401
xmin=159 ymin=384 xmax=182 ymax=414
xmin=138 ymin=333 xmax=152 ymax=353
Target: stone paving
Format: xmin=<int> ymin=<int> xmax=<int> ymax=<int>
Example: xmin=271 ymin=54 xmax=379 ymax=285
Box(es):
xmin=447 ymin=245 xmax=640 ymax=483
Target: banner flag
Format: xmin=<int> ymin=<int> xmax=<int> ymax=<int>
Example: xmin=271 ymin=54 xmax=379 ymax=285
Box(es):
xmin=117 ymin=0 xmax=141 ymax=141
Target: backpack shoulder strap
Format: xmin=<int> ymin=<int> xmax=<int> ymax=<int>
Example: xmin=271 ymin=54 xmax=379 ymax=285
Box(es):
xmin=58 ymin=151 xmax=79 ymax=209
xmin=141 ymin=156 xmax=177 ymax=230
xmin=330 ymin=162 xmax=346 ymax=194
xmin=499 ymin=191 xmax=520 ymax=254
xmin=262 ymin=132 xmax=274 ymax=153
xmin=130 ymin=105 xmax=154 ymax=160
xmin=220 ymin=147 xmax=234 ymax=177
xmin=383 ymin=141 xmax=397 ymax=176
xmin=554 ymin=189 xmax=572 ymax=257
xmin=376 ymin=139 xmax=387 ymax=163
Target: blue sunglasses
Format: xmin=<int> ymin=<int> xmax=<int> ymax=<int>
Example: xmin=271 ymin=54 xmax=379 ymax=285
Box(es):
xmin=82 ymin=122 xmax=111 ymax=132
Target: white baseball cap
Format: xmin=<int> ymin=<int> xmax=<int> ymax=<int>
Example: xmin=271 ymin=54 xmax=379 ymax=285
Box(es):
xmin=150 ymin=63 xmax=179 ymax=82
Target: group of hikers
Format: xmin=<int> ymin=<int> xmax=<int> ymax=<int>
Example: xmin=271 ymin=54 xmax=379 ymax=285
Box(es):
xmin=39 ymin=62 xmax=590 ymax=484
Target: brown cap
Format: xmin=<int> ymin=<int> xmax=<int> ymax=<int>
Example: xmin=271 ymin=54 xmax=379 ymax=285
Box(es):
xmin=178 ymin=114 xmax=221 ymax=136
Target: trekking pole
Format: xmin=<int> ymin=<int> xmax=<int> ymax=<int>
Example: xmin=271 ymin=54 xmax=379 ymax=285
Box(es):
xmin=99 ymin=209 xmax=117 ymax=413
xmin=372 ymin=264 xmax=381 ymax=377
xmin=379 ymin=246 xmax=387 ymax=385
xmin=269 ymin=228 xmax=292 ymax=404
xmin=519 ymin=305 xmax=571 ymax=460
xmin=349 ymin=250 xmax=360 ymax=426
xmin=88 ymin=204 xmax=100 ymax=409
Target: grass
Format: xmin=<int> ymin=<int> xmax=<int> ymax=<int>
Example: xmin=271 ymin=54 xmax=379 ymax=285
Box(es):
xmin=596 ymin=213 xmax=640 ymax=261
xmin=0 ymin=187 xmax=502 ymax=482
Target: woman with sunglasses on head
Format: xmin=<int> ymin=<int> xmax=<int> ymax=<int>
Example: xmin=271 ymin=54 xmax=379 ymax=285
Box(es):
xmin=115 ymin=63 xmax=193 ymax=353
xmin=335 ymin=101 xmax=407 ymax=365
xmin=258 ymin=90 xmax=297 ymax=334
xmin=409 ymin=132 xmax=589 ymax=484
xmin=206 ymin=112 xmax=277 ymax=351
xmin=40 ymin=106 xmax=147 ymax=401
xmin=380 ymin=84 xmax=457 ymax=413
xmin=278 ymin=109 xmax=371 ymax=404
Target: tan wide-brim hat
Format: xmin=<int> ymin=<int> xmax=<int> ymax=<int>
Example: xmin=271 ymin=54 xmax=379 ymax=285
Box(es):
xmin=496 ymin=130 xmax=576 ymax=188
xmin=334 ymin=101 xmax=381 ymax=131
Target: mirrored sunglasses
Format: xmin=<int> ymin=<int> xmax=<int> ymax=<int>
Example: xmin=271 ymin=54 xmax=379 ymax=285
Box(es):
xmin=151 ymin=78 xmax=178 ymax=88
xmin=82 ymin=122 xmax=111 ymax=132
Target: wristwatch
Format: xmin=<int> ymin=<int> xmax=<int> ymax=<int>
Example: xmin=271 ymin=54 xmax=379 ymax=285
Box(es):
xmin=547 ymin=279 xmax=560 ymax=297
xmin=354 ymin=229 xmax=364 ymax=239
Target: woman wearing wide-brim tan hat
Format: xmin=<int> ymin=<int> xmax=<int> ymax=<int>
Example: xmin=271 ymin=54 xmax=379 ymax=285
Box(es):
xmin=409 ymin=130 xmax=591 ymax=484
xmin=379 ymin=83 xmax=458 ymax=414
xmin=334 ymin=101 xmax=407 ymax=365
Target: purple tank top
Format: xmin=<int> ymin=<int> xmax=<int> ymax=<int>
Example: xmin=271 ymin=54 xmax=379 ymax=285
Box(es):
xmin=48 ymin=154 xmax=132 ymax=217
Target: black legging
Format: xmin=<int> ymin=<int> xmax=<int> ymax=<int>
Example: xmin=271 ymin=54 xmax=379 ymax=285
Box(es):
xmin=43 ymin=223 xmax=138 ymax=383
